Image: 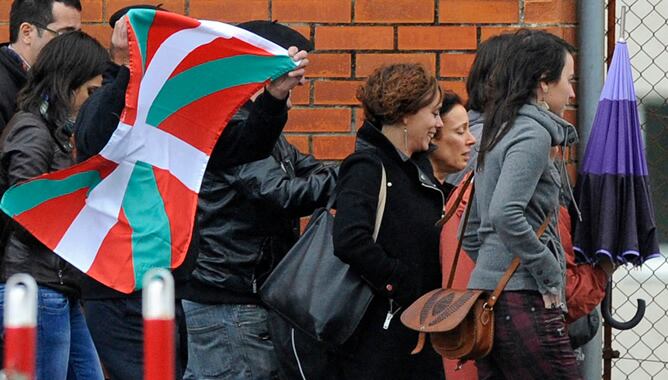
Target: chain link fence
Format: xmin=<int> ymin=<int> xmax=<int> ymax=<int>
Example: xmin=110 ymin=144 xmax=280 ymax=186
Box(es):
xmin=606 ymin=1 xmax=668 ymax=378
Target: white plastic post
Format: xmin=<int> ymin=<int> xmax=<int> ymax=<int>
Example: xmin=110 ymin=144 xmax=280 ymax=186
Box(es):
xmin=3 ymin=274 xmax=38 ymax=380
xmin=142 ymin=269 xmax=175 ymax=380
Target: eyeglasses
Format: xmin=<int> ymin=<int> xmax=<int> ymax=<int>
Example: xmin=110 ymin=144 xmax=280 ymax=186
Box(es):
xmin=32 ymin=23 xmax=76 ymax=36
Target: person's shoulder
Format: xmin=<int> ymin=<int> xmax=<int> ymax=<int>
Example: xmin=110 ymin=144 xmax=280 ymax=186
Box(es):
xmin=2 ymin=112 xmax=52 ymax=153
xmin=509 ymin=114 xmax=552 ymax=143
xmin=5 ymin=112 xmax=49 ymax=139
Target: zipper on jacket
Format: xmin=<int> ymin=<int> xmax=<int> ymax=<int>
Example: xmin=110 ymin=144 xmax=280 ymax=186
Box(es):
xmin=57 ymin=269 xmax=64 ymax=285
xmin=251 ymin=275 xmax=258 ymax=294
xmin=383 ymin=299 xmax=402 ymax=330
xmin=418 ymin=177 xmax=446 ymax=218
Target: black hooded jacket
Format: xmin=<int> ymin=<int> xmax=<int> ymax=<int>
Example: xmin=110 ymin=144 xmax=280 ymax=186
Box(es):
xmin=0 ymin=44 xmax=28 ymax=133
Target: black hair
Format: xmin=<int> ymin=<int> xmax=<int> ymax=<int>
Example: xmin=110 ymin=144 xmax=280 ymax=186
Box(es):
xmin=17 ymin=31 xmax=108 ymax=128
xmin=9 ymin=0 xmax=81 ymax=43
xmin=466 ymin=33 xmax=515 ymax=112
xmin=237 ymin=20 xmax=313 ymax=52
xmin=440 ymin=90 xmax=463 ymax=116
xmin=108 ymin=4 xmax=166 ymax=28
xmin=477 ymin=29 xmax=575 ymax=169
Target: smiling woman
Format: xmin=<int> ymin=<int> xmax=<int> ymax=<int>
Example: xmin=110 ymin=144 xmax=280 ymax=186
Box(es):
xmin=330 ymin=64 xmax=449 ymax=380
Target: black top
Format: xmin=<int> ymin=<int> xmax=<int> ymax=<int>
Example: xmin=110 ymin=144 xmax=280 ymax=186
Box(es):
xmin=0 ymin=44 xmax=28 ymax=133
xmin=333 ymin=121 xmax=446 ymax=308
xmin=331 ymin=121 xmax=448 ymax=379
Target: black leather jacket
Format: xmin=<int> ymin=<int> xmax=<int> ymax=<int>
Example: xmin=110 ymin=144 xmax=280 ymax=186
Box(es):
xmin=74 ymin=64 xmax=293 ymax=300
xmin=0 ymin=112 xmax=83 ymax=297
xmin=183 ymin=114 xmax=337 ymax=304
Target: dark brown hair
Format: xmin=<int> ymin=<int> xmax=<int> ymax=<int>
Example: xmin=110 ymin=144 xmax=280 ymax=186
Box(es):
xmin=478 ymin=29 xmax=575 ymax=169
xmin=17 ymin=31 xmax=108 ymax=128
xmin=440 ymin=90 xmax=464 ymax=116
xmin=357 ymin=63 xmax=440 ymax=128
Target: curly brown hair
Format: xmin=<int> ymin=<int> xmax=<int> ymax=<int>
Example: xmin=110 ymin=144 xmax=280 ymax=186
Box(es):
xmin=357 ymin=63 xmax=440 ymax=128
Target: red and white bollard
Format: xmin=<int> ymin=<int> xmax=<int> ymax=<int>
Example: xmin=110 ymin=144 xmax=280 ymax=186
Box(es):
xmin=142 ymin=269 xmax=175 ymax=380
xmin=3 ymin=273 xmax=38 ymax=380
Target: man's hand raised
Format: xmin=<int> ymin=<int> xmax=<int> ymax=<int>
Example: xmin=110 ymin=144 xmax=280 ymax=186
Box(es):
xmin=266 ymin=46 xmax=309 ymax=100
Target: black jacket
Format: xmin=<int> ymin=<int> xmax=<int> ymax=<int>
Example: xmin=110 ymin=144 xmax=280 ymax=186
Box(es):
xmin=0 ymin=112 xmax=83 ymax=297
xmin=183 ymin=130 xmax=337 ymax=304
xmin=74 ymin=63 xmax=293 ymax=300
xmin=0 ymin=45 xmax=28 ymax=133
xmin=331 ymin=121 xmax=446 ymax=380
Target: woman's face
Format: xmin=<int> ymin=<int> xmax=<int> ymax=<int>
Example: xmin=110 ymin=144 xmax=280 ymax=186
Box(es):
xmin=542 ymin=53 xmax=575 ymax=117
xmin=403 ymin=92 xmax=443 ymax=154
xmin=71 ymin=74 xmax=103 ymax=117
xmin=431 ymin=104 xmax=476 ymax=172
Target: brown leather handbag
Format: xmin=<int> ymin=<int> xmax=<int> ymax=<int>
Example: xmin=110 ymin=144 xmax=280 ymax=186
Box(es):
xmin=401 ymin=182 xmax=550 ymax=365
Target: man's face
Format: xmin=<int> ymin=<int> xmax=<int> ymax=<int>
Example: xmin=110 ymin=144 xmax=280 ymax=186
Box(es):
xmin=29 ymin=2 xmax=81 ymax=64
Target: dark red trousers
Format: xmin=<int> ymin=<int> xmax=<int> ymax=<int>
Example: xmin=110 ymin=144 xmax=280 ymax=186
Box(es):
xmin=476 ymin=291 xmax=582 ymax=380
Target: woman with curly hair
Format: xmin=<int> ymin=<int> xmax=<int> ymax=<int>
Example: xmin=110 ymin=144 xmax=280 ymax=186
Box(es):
xmin=332 ymin=63 xmax=446 ymax=379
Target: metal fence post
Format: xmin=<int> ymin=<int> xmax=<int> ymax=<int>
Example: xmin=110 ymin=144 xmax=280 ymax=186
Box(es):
xmin=577 ymin=1 xmax=606 ymax=379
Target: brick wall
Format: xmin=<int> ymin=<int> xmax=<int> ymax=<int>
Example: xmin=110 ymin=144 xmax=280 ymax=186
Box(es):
xmin=0 ymin=0 xmax=577 ymax=161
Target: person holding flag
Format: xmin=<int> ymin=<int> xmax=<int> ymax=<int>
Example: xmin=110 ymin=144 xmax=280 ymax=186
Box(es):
xmin=0 ymin=30 xmax=108 ymax=380
xmin=70 ymin=9 xmax=311 ymax=380
xmin=179 ymin=20 xmax=337 ymax=380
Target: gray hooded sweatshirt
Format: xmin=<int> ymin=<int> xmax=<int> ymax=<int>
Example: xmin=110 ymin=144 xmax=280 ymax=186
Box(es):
xmin=462 ymin=103 xmax=578 ymax=296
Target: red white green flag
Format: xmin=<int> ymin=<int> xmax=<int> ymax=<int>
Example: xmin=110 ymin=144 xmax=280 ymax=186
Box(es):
xmin=0 ymin=9 xmax=298 ymax=293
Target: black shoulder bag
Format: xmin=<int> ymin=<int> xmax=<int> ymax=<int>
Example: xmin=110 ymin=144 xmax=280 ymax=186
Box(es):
xmin=260 ymin=163 xmax=387 ymax=345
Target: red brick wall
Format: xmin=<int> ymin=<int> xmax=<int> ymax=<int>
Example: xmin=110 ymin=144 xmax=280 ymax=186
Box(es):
xmin=0 ymin=0 xmax=577 ymax=160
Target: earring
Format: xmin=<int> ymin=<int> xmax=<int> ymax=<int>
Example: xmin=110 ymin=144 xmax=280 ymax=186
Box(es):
xmin=538 ymin=87 xmax=550 ymax=110
xmin=538 ymin=99 xmax=550 ymax=111
xmin=403 ymin=127 xmax=408 ymax=151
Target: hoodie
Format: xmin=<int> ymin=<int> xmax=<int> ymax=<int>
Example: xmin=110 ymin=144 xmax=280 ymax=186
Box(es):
xmin=462 ymin=103 xmax=578 ymax=296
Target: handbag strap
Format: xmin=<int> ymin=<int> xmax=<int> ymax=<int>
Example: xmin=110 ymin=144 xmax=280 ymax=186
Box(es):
xmin=326 ymin=161 xmax=386 ymax=238
xmin=446 ymin=178 xmax=475 ymax=288
xmin=439 ymin=171 xmax=474 ymax=227
xmin=484 ymin=212 xmax=552 ymax=310
xmin=372 ymin=163 xmax=387 ymax=242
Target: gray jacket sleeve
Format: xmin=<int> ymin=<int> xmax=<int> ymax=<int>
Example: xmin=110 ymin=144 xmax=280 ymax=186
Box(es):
xmin=488 ymin=127 xmax=562 ymax=295
xmin=462 ymin=190 xmax=480 ymax=262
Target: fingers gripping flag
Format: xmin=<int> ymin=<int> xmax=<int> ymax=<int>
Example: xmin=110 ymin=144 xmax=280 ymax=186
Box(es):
xmin=0 ymin=9 xmax=298 ymax=293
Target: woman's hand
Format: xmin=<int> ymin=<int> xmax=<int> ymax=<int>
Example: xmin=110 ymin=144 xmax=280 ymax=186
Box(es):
xmin=110 ymin=16 xmax=129 ymax=66
xmin=598 ymin=260 xmax=619 ymax=277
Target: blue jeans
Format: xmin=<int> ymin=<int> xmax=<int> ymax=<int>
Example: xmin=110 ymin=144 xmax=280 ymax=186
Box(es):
xmin=83 ymin=298 xmax=187 ymax=380
xmin=182 ymin=301 xmax=280 ymax=380
xmin=0 ymin=284 xmax=103 ymax=380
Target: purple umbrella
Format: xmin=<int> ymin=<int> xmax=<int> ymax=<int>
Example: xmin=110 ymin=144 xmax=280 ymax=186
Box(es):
xmin=572 ymin=39 xmax=660 ymax=267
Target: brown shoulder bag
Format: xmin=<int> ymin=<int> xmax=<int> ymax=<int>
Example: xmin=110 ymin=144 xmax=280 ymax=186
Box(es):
xmin=400 ymin=182 xmax=550 ymax=367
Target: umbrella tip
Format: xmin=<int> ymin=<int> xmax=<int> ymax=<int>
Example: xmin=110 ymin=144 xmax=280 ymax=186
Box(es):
xmin=619 ymin=6 xmax=628 ymax=42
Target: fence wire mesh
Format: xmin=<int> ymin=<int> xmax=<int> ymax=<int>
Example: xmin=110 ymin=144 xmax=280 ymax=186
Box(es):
xmin=605 ymin=1 xmax=668 ymax=379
